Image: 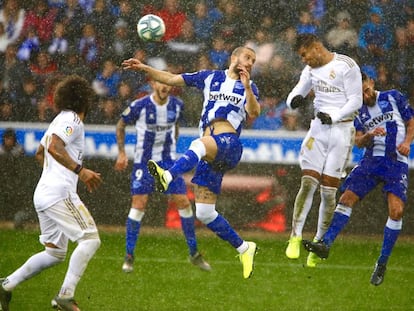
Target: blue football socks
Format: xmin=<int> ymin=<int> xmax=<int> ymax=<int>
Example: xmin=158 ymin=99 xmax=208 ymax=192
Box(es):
xmin=126 ymin=217 xmax=141 ymax=256
xmin=206 ymin=214 xmax=243 ymax=248
xmin=323 ymin=211 xmax=350 ymax=247
xmin=377 ymin=218 xmax=402 ymax=265
xmin=180 ymin=216 xmax=198 ymax=256
xmin=169 ymin=150 xmax=199 ymax=179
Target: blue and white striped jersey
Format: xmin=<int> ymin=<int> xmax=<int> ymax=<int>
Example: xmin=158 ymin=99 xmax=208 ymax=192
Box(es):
xmin=121 ymin=94 xmax=183 ymax=163
xmin=355 ymin=90 xmax=414 ymax=163
xmin=181 ymin=69 xmax=259 ymax=136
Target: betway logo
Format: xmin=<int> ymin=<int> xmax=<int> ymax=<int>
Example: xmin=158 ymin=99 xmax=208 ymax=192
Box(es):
xmin=364 ymin=112 xmax=393 ymax=130
xmin=209 ymin=93 xmax=242 ymax=105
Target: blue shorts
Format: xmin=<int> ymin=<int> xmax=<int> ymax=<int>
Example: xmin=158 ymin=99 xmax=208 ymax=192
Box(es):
xmin=131 ymin=161 xmax=187 ymax=195
xmin=340 ymin=157 xmax=409 ymax=202
xmin=191 ymin=133 xmax=243 ymax=194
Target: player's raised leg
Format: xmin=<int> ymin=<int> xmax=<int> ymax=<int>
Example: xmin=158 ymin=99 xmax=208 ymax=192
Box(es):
xmin=148 ymin=139 xmax=207 ymax=193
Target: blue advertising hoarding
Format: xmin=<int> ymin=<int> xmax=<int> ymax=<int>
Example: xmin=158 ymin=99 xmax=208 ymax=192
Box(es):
xmin=0 ymin=121 xmax=403 ymax=167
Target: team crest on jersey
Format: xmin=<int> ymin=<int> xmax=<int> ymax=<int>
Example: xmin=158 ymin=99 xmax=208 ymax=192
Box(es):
xmin=329 ymin=70 xmax=336 ymax=80
xmin=235 ymin=81 xmax=244 ymax=89
xmin=122 ymin=107 xmax=131 ymax=116
xmin=305 ymin=137 xmax=314 ymax=150
xmin=64 ymin=126 xmax=73 ymax=136
xmin=167 ymin=111 xmax=176 ymax=120
xmin=378 ymin=100 xmax=389 ymax=110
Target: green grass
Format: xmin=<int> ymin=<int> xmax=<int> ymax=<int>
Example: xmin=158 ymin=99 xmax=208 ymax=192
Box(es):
xmin=1 ymin=227 xmax=414 ymax=311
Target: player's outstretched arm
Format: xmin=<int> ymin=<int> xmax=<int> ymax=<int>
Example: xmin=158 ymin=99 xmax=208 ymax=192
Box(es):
xmin=121 ymin=58 xmax=185 ymax=87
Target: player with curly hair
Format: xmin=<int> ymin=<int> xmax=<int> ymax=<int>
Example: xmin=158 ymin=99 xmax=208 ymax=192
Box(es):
xmin=0 ymin=75 xmax=102 ymax=311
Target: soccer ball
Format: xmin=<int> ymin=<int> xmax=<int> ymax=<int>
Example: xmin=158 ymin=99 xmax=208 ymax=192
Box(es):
xmin=137 ymin=14 xmax=165 ymax=42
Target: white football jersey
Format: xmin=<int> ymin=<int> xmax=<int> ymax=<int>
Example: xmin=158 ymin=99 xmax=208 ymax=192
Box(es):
xmin=287 ymin=53 xmax=362 ymax=123
xmin=33 ymin=110 xmax=84 ymax=211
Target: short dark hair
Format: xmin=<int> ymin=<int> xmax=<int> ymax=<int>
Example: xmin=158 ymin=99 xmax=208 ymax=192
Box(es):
xmin=361 ymin=72 xmax=370 ymax=82
xmin=293 ymin=33 xmax=321 ymax=52
xmin=54 ymin=75 xmax=95 ymax=115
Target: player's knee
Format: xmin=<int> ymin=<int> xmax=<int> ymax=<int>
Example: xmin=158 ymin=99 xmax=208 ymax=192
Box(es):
xmin=388 ymin=194 xmax=405 ymax=220
xmin=339 ymin=190 xmax=359 ymax=207
xmin=78 ymin=234 xmax=101 ymax=253
xmin=189 ymin=139 xmax=206 ymax=159
xmin=45 ymin=246 xmax=67 ymax=261
xmin=298 ymin=175 xmax=319 ymax=198
xmin=320 ymin=185 xmax=337 ymax=208
xmin=89 ymin=238 xmax=101 ymax=253
xmin=301 ymin=175 xmax=319 ymax=190
xmin=389 ymin=206 xmax=404 ymax=220
xmin=195 ymin=203 xmax=218 ymax=224
xmin=131 ymin=196 xmax=147 ymax=211
xmin=172 ymin=195 xmax=191 ymax=208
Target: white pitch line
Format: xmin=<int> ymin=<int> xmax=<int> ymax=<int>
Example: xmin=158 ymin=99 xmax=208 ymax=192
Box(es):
xmin=98 ymin=255 xmax=414 ymax=273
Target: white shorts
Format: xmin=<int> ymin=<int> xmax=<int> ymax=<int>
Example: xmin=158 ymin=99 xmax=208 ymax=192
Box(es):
xmin=299 ymin=118 xmax=355 ymax=178
xmin=37 ymin=192 xmax=98 ymax=249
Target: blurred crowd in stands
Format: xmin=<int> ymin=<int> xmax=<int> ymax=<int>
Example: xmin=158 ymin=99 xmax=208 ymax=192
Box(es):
xmin=0 ymin=0 xmax=413 ymax=130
